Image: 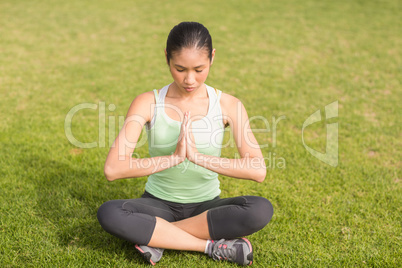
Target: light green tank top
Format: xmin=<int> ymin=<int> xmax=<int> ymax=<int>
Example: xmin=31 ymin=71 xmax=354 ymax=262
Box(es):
xmin=145 ymin=84 xmax=224 ymax=203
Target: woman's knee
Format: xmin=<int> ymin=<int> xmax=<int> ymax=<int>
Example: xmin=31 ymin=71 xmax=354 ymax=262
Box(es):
xmin=97 ymin=200 xmax=123 ymax=231
xmin=97 ymin=200 xmax=157 ymax=245
xmin=244 ymin=196 xmax=274 ymax=231
xmin=208 ymin=196 xmax=274 ymax=239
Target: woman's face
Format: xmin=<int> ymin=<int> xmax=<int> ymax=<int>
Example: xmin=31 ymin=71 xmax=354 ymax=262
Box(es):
xmin=167 ymin=47 xmax=215 ymax=93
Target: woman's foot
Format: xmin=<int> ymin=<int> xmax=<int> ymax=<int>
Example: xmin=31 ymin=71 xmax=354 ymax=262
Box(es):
xmin=208 ymin=238 xmax=253 ymax=266
xmin=135 ymin=244 xmax=165 ymax=265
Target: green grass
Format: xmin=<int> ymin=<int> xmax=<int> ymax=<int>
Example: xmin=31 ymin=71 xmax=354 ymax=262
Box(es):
xmin=0 ymin=0 xmax=401 ymax=267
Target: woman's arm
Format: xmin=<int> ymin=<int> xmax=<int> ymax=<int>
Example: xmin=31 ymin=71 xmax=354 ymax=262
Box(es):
xmin=104 ymin=92 xmax=187 ymax=181
xmin=187 ymin=93 xmax=267 ymax=183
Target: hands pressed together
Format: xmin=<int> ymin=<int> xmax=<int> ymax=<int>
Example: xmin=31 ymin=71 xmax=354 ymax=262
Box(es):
xmin=174 ymin=111 xmax=199 ymax=163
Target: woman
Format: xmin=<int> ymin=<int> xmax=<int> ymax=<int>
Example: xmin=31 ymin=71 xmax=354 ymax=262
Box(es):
xmin=97 ymin=21 xmax=273 ymax=266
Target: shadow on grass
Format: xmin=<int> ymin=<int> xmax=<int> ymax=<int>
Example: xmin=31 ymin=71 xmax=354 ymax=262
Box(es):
xmin=19 ymin=150 xmax=146 ymax=263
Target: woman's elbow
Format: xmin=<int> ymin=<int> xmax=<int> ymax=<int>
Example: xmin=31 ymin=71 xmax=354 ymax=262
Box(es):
xmin=250 ymin=157 xmax=266 ymax=183
xmin=254 ymin=166 xmax=267 ymax=183
xmin=104 ymin=164 xmax=117 ymax=181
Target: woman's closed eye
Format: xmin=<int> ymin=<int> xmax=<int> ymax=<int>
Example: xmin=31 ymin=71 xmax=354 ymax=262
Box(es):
xmin=176 ymin=69 xmax=203 ymax=73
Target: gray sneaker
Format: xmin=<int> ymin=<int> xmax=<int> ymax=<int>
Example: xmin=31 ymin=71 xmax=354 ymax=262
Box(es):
xmin=209 ymin=238 xmax=253 ymax=266
xmin=135 ymin=244 xmax=165 ymax=265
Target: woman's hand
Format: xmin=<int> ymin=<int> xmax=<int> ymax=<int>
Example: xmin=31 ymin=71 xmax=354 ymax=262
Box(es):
xmin=185 ymin=111 xmax=199 ymax=162
xmin=172 ymin=111 xmax=188 ymax=163
xmin=172 ymin=111 xmax=199 ymax=163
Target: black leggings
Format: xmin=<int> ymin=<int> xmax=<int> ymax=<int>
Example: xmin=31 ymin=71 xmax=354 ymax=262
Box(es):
xmin=97 ymin=191 xmax=273 ymax=245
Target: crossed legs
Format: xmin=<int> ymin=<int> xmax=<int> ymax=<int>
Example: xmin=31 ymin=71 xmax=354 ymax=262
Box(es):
xmin=97 ymin=195 xmax=273 ymax=251
xmin=148 ymin=212 xmax=209 ymax=251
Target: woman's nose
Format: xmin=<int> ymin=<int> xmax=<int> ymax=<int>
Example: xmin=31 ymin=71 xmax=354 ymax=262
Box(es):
xmin=184 ymin=72 xmax=195 ymax=84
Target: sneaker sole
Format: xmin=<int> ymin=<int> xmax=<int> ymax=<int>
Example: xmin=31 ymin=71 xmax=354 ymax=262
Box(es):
xmin=241 ymin=238 xmax=253 ymax=266
xmin=135 ymin=244 xmax=156 ymax=266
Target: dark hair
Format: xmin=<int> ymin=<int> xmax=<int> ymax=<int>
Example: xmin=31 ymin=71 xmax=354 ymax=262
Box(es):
xmin=166 ymin=22 xmax=213 ymax=64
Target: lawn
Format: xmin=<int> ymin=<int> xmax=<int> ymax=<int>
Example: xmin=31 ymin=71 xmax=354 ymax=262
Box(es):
xmin=0 ymin=0 xmax=400 ymax=267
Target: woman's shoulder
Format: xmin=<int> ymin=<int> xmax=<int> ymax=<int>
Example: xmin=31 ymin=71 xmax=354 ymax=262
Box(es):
xmin=220 ymin=91 xmax=243 ymax=112
xmin=125 ymin=90 xmax=158 ymax=122
xmin=135 ymin=90 xmax=156 ymax=101
xmin=220 ymin=91 xmax=240 ymax=103
xmin=136 ymin=85 xmax=167 ymax=101
xmin=130 ymin=90 xmax=156 ymax=107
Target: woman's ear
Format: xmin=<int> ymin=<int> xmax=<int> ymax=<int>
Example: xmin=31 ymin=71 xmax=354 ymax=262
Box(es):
xmin=164 ymin=49 xmax=169 ymax=65
xmin=210 ymin=48 xmax=216 ymax=65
